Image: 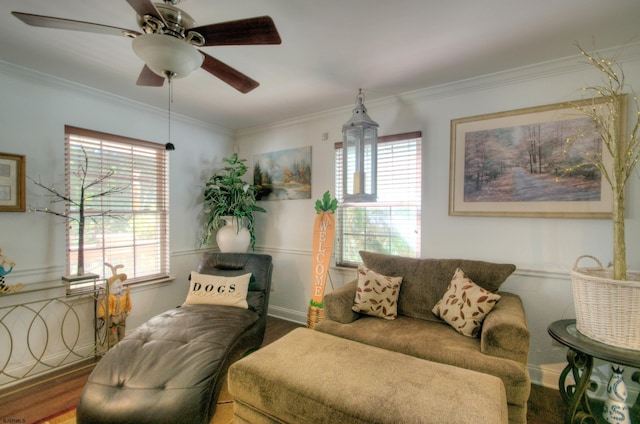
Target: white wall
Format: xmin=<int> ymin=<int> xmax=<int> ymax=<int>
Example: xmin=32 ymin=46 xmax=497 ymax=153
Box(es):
xmin=1 ymin=42 xmax=639 ymax=395
xmin=0 ymin=61 xmax=234 ymax=385
xmin=238 ymin=44 xmax=640 ymax=394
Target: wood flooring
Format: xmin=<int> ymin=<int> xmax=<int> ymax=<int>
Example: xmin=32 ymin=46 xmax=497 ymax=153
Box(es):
xmin=0 ymin=316 xmax=567 ymax=424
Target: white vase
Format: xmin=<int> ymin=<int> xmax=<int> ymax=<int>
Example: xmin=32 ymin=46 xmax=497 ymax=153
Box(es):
xmin=216 ymin=216 xmax=250 ymax=252
xmin=602 ymin=365 xmax=631 ymax=424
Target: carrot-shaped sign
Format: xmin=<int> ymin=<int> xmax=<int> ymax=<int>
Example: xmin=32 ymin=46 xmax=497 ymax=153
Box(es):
xmin=311 ymin=191 xmax=338 ymax=306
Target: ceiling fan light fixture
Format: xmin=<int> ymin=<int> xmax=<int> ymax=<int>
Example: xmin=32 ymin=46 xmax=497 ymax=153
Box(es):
xmin=132 ymin=33 xmax=203 ymax=79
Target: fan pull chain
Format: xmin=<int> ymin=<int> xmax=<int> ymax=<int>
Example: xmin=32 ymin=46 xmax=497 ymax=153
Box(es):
xmin=167 ymin=79 xmax=173 ymax=145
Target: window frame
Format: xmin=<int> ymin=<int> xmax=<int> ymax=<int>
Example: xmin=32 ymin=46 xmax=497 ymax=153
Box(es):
xmin=64 ymin=126 xmax=170 ymax=290
xmin=334 ymin=131 xmax=422 ymax=267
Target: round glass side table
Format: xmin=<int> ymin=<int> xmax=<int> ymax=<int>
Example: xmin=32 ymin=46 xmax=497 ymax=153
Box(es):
xmin=548 ymin=319 xmax=640 ymax=424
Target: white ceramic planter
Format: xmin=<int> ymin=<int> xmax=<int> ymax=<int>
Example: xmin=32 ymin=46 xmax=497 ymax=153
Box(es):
xmin=216 ymin=216 xmax=250 ymax=252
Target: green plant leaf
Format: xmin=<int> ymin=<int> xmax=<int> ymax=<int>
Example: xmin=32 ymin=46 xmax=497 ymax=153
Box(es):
xmin=310 ymin=299 xmax=324 ymax=308
xmin=314 ymin=190 xmax=338 ymax=213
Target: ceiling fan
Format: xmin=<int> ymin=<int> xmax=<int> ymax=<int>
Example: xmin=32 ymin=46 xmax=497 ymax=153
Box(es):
xmin=11 ymin=0 xmax=281 ymax=93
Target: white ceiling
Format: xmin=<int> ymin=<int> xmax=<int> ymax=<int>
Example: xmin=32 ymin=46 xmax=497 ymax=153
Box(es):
xmin=1 ymin=0 xmax=639 ymax=131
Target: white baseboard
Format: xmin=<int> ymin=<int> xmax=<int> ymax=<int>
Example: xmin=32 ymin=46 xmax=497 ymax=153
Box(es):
xmin=267 ymin=305 xmax=307 ymax=325
xmin=529 ymin=363 xmax=569 ymax=389
xmin=0 ymin=341 xmax=98 ymax=389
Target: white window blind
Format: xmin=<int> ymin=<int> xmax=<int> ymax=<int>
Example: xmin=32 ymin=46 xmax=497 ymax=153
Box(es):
xmin=335 ymin=131 xmax=422 ymax=266
xmin=65 ymin=126 xmax=170 ymax=285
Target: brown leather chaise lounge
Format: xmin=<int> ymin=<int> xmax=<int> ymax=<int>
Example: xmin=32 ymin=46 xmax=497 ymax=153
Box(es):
xmin=76 ymin=252 xmax=273 ymax=424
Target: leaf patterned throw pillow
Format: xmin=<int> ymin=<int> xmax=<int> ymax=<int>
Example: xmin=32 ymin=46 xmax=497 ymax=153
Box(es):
xmin=432 ymin=268 xmax=501 ymax=337
xmin=352 ymin=265 xmax=403 ymax=320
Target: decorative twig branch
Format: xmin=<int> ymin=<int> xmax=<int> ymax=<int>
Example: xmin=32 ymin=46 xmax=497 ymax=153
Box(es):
xmin=565 ymin=43 xmax=640 ymax=280
xmin=29 ymin=148 xmax=128 ymax=276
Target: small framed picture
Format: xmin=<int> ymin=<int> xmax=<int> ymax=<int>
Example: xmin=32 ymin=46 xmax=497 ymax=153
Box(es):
xmin=0 ymin=153 xmax=26 ymax=212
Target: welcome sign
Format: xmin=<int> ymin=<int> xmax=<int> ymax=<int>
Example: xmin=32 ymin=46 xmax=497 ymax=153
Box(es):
xmin=311 ymin=191 xmax=338 ymax=305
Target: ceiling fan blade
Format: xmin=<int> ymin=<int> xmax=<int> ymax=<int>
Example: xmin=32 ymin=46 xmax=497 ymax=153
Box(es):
xmin=11 ymin=12 xmax=140 ymax=37
xmin=193 ymin=16 xmax=281 ymax=46
xmin=136 ymin=65 xmax=165 ymax=87
xmin=201 ymin=52 xmax=259 ymax=93
xmin=125 ymin=0 xmax=167 ymax=27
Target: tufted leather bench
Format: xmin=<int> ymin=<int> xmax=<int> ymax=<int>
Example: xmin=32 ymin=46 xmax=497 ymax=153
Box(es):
xmin=76 ymin=253 xmax=272 ymax=424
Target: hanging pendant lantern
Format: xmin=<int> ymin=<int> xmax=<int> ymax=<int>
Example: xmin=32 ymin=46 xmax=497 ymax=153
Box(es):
xmin=342 ymin=89 xmax=378 ymax=202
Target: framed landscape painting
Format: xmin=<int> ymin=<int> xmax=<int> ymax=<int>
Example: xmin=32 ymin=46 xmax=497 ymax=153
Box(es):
xmin=0 ymin=153 xmax=25 ymax=212
xmin=254 ymin=146 xmax=312 ymax=201
xmin=448 ymin=97 xmax=622 ymax=218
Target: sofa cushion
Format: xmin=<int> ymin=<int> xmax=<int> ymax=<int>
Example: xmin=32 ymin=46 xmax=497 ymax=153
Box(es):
xmin=352 ymin=264 xmax=402 ymax=320
xmin=433 ymin=268 xmax=501 ymax=337
xmin=184 ymin=271 xmax=251 ymax=309
xmin=359 ymin=251 xmax=515 ymax=322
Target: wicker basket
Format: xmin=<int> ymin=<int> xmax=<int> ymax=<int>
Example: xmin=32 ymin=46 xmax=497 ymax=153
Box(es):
xmin=306 ymin=305 xmax=324 ymax=329
xmin=571 ymin=255 xmax=640 ymax=351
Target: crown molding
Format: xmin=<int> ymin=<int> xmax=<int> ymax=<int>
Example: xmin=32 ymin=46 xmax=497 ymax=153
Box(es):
xmin=0 ymin=59 xmax=233 ymax=137
xmin=237 ymin=42 xmax=640 ymax=137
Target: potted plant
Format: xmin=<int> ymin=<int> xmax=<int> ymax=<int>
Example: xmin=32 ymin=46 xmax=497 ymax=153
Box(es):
xmin=566 ymin=43 xmax=640 ymax=350
xmin=202 ymin=153 xmax=266 ymax=251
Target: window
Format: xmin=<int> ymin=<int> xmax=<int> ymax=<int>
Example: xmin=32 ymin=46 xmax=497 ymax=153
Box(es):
xmin=65 ymin=126 xmax=170 ymax=286
xmin=335 ymin=131 xmax=422 ymax=266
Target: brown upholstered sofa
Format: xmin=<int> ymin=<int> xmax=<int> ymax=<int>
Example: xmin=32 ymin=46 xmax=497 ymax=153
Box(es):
xmin=315 ymin=251 xmax=531 ymax=424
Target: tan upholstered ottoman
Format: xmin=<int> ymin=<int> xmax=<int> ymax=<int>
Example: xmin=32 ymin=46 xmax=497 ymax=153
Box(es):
xmin=228 ymin=328 xmax=508 ymax=424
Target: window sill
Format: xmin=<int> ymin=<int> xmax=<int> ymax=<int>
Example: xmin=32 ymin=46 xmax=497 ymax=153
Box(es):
xmin=124 ymin=275 xmax=175 ymax=290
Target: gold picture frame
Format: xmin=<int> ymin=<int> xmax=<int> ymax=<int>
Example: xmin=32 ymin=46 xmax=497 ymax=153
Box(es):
xmin=0 ymin=153 xmax=26 ymax=212
xmin=449 ymin=97 xmax=625 ymax=218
